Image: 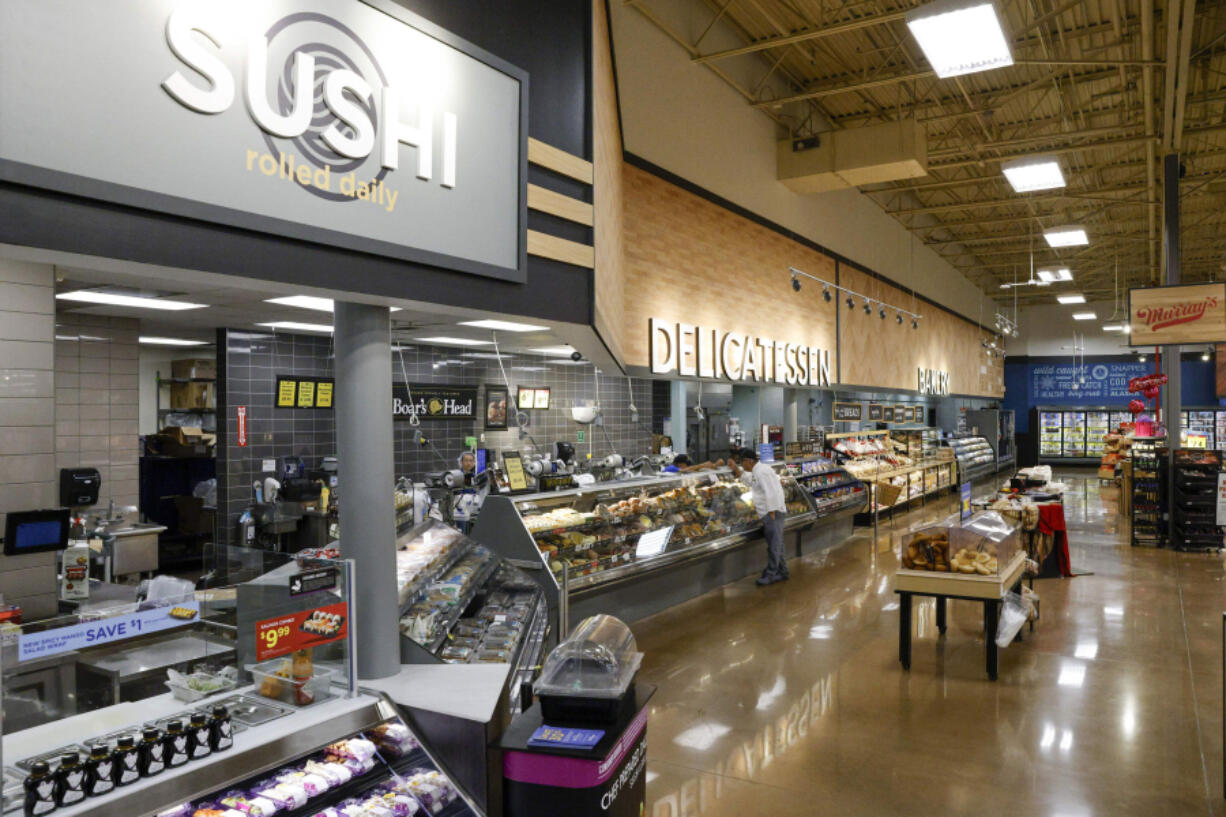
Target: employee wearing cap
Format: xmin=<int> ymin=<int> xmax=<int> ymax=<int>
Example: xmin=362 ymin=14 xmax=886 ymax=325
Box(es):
xmin=729 ymin=448 xmax=789 ymax=585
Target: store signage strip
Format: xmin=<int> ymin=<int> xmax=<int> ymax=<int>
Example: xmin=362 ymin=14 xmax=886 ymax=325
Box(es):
xmin=918 ymin=368 xmax=950 ymax=396
xmin=650 ymin=319 xmax=831 ymax=386
xmin=19 ymin=602 xmax=201 ymax=662
xmin=0 ymin=0 xmax=528 ymax=280
xmin=255 ymin=601 xmax=349 ymax=661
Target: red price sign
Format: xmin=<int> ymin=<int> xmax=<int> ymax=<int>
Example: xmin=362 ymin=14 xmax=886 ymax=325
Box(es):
xmin=255 ymin=601 xmax=349 ymax=661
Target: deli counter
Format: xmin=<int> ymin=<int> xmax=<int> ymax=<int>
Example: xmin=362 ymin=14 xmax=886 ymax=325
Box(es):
xmin=472 ymin=465 xmax=857 ymax=633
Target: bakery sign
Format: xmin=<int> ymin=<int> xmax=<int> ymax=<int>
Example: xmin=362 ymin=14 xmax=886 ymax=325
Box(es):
xmin=1129 ymin=283 xmax=1226 ymax=345
xmin=917 ymin=367 xmax=950 ymax=396
xmin=0 ymin=0 xmax=528 ymax=281
xmin=649 ymin=318 xmax=831 ymax=385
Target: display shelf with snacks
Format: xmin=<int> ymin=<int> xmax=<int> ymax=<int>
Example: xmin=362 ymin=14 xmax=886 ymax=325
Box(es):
xmin=3 ymin=691 xmax=485 ymax=817
xmin=826 ymin=430 xmax=948 ymax=516
xmin=1130 ymin=438 xmax=1165 ymax=547
xmin=1171 ymin=448 xmax=1223 ymax=552
xmin=781 ymin=458 xmax=868 ymax=517
xmin=473 ymin=468 xmax=823 ymax=631
xmin=944 ymin=436 xmax=996 ymax=483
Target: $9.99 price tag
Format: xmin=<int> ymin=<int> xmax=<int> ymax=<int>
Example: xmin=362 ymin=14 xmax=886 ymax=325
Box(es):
xmin=255 ymin=602 xmax=349 ymax=661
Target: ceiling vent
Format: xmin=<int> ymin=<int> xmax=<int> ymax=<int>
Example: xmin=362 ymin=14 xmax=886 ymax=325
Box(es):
xmin=777 ymin=120 xmax=927 ymax=193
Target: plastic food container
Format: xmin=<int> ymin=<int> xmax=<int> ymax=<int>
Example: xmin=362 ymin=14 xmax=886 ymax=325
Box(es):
xmin=246 ymin=661 xmax=336 ymax=707
xmin=534 ymin=614 xmax=642 ymax=723
xmin=165 ymin=671 xmax=237 ymax=702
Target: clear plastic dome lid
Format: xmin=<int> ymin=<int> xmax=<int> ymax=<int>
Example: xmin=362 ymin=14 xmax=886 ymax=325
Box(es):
xmin=535 ymin=614 xmax=643 ymax=699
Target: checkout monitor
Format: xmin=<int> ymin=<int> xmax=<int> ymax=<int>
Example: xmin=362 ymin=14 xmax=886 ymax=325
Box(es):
xmin=3 ymin=508 xmax=69 ymax=556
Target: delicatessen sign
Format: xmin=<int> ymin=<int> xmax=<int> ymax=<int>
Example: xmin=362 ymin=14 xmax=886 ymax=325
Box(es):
xmin=1129 ymin=283 xmax=1226 ymax=345
xmin=650 ymin=318 xmax=831 ymax=385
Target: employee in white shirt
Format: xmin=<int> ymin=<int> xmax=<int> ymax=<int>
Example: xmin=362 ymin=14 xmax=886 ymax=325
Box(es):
xmin=730 ymin=448 xmax=789 ymax=585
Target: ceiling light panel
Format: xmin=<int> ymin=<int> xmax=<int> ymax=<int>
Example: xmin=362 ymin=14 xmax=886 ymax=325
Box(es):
xmin=265 ymin=295 xmax=401 ymax=312
xmin=1002 ymin=157 xmax=1065 ymax=193
xmin=458 ymin=319 xmax=549 ymax=332
xmin=905 ymin=0 xmax=1013 ymax=79
xmin=414 ymin=336 xmax=493 ymax=346
xmin=532 ymin=346 xmax=578 ymax=356
xmin=57 ymin=291 xmax=206 ymax=311
xmin=1044 ymin=227 xmax=1089 ymax=247
xmin=1056 ymin=294 xmax=1086 ymax=304
xmin=139 ymin=336 xmax=208 ymax=346
xmin=1037 ymin=267 xmax=1073 ymax=282
xmin=256 ymin=321 xmax=334 ymax=333
xmin=1072 ymin=312 xmax=1097 ymax=320
xmin=1102 ymin=324 xmax=1125 ymax=332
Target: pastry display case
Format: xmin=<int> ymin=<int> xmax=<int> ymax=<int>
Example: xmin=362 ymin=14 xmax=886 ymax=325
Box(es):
xmin=899 ymin=511 xmax=1020 ymax=576
xmin=781 ymin=459 xmax=867 ymax=516
xmin=945 ymin=436 xmax=995 ymax=482
xmin=825 ymin=430 xmax=951 ymax=515
xmin=394 ymin=521 xmax=548 ymax=713
xmin=472 ymin=468 xmax=816 ymax=630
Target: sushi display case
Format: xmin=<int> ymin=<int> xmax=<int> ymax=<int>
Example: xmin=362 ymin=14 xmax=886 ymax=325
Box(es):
xmin=394 ymin=521 xmax=549 ymax=710
xmin=472 ymin=468 xmax=817 ymax=629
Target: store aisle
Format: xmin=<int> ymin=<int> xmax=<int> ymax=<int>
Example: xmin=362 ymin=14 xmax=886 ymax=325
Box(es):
xmin=638 ymin=472 xmax=1226 ymax=817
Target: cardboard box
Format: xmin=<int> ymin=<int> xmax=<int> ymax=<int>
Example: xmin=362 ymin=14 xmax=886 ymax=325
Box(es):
xmin=170 ymin=381 xmax=215 ymax=410
xmin=149 ymin=426 xmax=216 ymax=458
xmin=171 ymin=358 xmax=216 ymax=380
xmin=172 ymin=495 xmax=216 ymax=536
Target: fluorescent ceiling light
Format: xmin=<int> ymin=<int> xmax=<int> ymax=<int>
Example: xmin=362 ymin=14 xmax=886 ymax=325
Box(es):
xmin=1037 ymin=267 xmax=1073 ymax=282
xmin=461 ymin=352 xmax=513 ymax=360
xmin=512 ymin=366 xmax=547 ymax=372
xmin=1071 ymin=312 xmax=1096 ymax=320
xmin=139 ymin=336 xmax=208 ymax=346
xmin=532 ymin=346 xmax=577 ymax=356
xmin=415 ymin=336 xmax=493 ymax=346
xmin=458 ymin=319 xmax=549 ymax=332
xmin=1044 ymin=226 xmax=1089 ymax=247
xmin=1102 ymin=323 xmax=1125 ymax=332
xmin=1056 ymin=294 xmax=1086 ymax=304
xmin=265 ymin=295 xmax=400 ymax=312
xmin=256 ymin=321 xmax=333 ymax=333
xmin=57 ymin=290 xmax=205 ymax=311
xmin=905 ymin=0 xmax=1013 ymax=79
xmin=55 ymin=334 xmax=109 ymax=342
xmin=1002 ymin=157 xmax=1065 ymax=193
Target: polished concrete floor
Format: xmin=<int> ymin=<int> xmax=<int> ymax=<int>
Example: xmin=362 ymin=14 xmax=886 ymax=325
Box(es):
xmin=637 ymin=471 xmax=1226 ymax=817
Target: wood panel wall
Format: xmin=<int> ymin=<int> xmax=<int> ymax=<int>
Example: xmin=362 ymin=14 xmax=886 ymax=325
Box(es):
xmin=622 ymin=163 xmax=839 ymax=374
xmin=620 ymin=164 xmax=1004 ymax=398
xmin=592 ymin=0 xmax=626 ymax=365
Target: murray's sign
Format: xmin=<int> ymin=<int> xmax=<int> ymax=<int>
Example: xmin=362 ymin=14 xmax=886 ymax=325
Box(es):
xmin=649 ymin=318 xmax=831 ymax=386
xmin=1129 ymin=283 xmax=1226 ymax=346
xmin=0 ymin=0 xmax=527 ymax=280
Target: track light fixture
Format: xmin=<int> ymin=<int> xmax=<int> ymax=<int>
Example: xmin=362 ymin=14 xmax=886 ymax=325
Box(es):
xmin=786 ymin=267 xmax=923 ymax=326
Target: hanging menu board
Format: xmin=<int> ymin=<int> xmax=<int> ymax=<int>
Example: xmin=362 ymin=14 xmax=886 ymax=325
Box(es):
xmin=867 ymin=404 xmax=884 ymax=421
xmin=833 ymin=402 xmax=863 ymax=422
xmin=882 ymin=406 xmax=895 ymax=423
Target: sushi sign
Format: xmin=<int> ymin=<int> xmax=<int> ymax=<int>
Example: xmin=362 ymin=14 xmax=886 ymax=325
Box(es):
xmin=256 ymin=601 xmax=349 ymax=660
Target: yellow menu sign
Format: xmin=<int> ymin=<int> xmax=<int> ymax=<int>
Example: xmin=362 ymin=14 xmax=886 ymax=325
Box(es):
xmin=316 ymin=380 xmax=334 ymax=408
xmin=297 ymin=380 xmax=316 ymax=408
xmin=277 ymin=378 xmax=297 ymax=408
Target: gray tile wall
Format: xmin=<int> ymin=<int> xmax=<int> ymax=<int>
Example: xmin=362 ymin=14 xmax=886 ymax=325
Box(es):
xmin=53 ymin=314 xmax=141 ymax=510
xmin=0 ymin=259 xmax=57 ymax=618
xmin=216 ymin=331 xmax=654 ymax=543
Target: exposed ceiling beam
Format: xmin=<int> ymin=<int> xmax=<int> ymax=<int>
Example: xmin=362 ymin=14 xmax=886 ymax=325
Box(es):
xmin=691 ymin=10 xmax=908 ymax=64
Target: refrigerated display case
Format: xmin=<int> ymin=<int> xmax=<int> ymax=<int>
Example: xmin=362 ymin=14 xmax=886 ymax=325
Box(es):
xmin=1181 ymin=409 xmax=1216 ymax=449
xmin=1062 ymin=411 xmax=1087 ymax=457
xmin=1039 ymin=411 xmax=1062 ymax=458
xmin=1110 ymin=410 xmax=1132 ymax=431
xmin=1085 ymin=411 xmax=1111 ymax=456
xmin=945 ymin=436 xmax=995 ymax=482
xmin=472 ymin=467 xmax=820 ymax=632
xmin=964 ymin=410 xmax=1015 ymax=471
xmin=1131 ymin=438 xmax=1165 ymax=547
xmin=781 ymin=458 xmax=868 ymax=517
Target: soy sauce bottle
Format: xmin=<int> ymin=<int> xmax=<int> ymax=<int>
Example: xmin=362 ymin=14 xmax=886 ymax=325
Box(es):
xmin=137 ymin=728 xmax=164 ymax=777
xmin=22 ymin=760 xmax=56 ymax=816
xmin=82 ymin=744 xmax=115 ymax=797
xmin=112 ymin=736 xmax=140 ymax=786
xmin=52 ymin=753 xmax=85 ymax=807
xmin=186 ymin=713 xmax=211 ymax=760
xmin=208 ymin=705 xmax=233 ymax=752
xmin=163 ymin=721 xmax=189 ymax=768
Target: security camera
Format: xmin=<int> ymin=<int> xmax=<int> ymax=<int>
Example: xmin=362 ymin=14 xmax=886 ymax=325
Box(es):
xmin=570 ymin=350 xmax=583 ymax=362
xmin=792 ymin=276 xmax=801 ymax=292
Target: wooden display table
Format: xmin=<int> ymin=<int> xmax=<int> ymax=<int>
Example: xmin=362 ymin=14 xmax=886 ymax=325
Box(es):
xmin=895 ymin=550 xmax=1027 ymax=681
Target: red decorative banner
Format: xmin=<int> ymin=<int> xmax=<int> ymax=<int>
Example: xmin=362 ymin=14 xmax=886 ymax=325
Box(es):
xmin=255 ymin=601 xmax=348 ymax=661
xmin=1128 ymin=373 xmax=1168 ymax=393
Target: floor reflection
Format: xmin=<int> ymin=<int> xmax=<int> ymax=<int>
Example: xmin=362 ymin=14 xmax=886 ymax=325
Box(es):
xmin=637 ymin=469 xmax=1224 ymax=817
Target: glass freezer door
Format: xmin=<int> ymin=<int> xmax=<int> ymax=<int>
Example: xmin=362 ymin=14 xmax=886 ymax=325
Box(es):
xmin=1039 ymin=410 xmax=1063 ymax=457
xmin=1063 ymin=411 xmax=1087 ymax=456
xmin=1085 ymin=411 xmax=1110 ymax=456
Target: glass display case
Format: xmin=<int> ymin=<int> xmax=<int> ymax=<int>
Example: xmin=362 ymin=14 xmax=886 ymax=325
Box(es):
xmin=899 ymin=511 xmax=1021 ymax=576
xmin=472 ymin=469 xmax=817 ymax=631
xmin=780 ymin=458 xmax=867 ymax=516
xmin=394 ymin=521 xmax=548 ymax=711
xmin=945 ymin=436 xmax=995 ymax=481
xmin=1039 ymin=411 xmax=1062 ymax=457
xmin=1062 ymin=411 xmax=1087 ymax=456
xmin=1086 ymin=411 xmax=1111 ymax=456
xmin=1130 ymin=438 xmax=1165 ymax=547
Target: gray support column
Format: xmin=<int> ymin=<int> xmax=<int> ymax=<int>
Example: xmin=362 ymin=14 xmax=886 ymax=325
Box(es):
xmin=334 ymin=302 xmax=399 ymax=680
xmin=1161 ymin=153 xmax=1182 ymax=440
xmin=668 ymin=380 xmax=687 ymax=455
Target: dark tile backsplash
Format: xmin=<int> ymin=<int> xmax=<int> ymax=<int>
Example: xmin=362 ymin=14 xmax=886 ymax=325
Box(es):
xmin=216 ymin=330 xmax=654 ymax=544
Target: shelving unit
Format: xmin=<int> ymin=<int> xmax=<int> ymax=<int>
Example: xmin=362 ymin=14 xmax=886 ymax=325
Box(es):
xmin=781 ymin=458 xmax=868 ymax=517
xmin=1172 ymin=449 xmax=1223 ymax=552
xmin=1130 ymin=438 xmax=1165 ymax=547
xmin=945 ymin=436 xmax=995 ymax=483
xmin=155 ymin=371 xmax=217 ymax=427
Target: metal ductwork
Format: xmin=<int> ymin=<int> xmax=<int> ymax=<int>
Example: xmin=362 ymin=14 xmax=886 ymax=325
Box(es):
xmin=777 ymin=120 xmax=927 ymax=192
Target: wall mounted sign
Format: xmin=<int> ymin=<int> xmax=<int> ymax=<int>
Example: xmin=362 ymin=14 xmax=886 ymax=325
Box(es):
xmin=1129 ymin=282 xmax=1226 ymax=345
xmin=517 ymin=387 xmax=550 ymax=410
xmin=867 ymin=404 xmax=883 ymax=421
xmin=882 ymin=406 xmax=895 ymax=423
xmin=917 ymin=367 xmax=951 ymax=396
xmin=393 ymin=384 xmax=478 ymax=420
xmin=276 ymin=376 xmax=335 ymax=410
xmin=833 ymin=402 xmax=862 ymax=422
xmin=255 ymin=601 xmax=348 ymax=661
xmin=289 ymin=567 xmax=338 ymax=597
xmin=0 ymin=0 xmax=528 ymax=281
xmin=19 ymin=602 xmax=201 ymax=662
xmin=485 ymin=386 xmax=509 ymax=429
xmin=894 ymin=405 xmax=909 ymax=423
xmin=650 ymin=318 xmax=831 ymax=386
xmin=501 ymin=450 xmax=530 ymax=492
xmin=1028 ymin=361 xmax=1148 ymax=403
